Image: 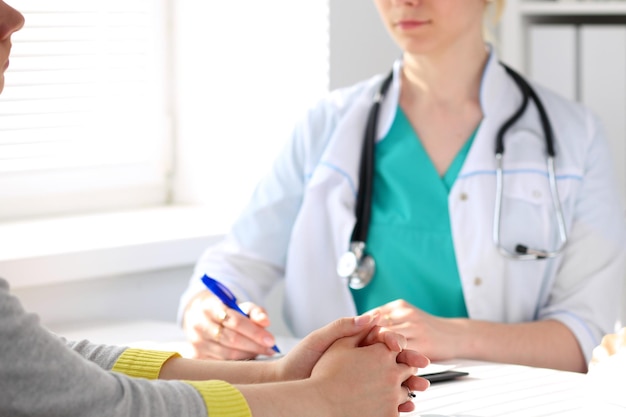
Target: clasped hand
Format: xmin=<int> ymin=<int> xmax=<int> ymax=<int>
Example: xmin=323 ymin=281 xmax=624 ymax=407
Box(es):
xmin=274 ymin=313 xmax=430 ymax=415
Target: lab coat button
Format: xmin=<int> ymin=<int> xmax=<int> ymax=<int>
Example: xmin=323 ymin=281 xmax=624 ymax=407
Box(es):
xmin=460 ymin=193 xmax=468 ymax=201
xmin=474 ymin=277 xmax=482 ymax=286
xmin=532 ymin=190 xmax=542 ymax=199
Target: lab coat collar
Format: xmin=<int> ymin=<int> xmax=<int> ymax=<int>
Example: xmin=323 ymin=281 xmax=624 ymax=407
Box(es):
xmin=375 ymin=60 xmax=403 ymax=142
xmin=462 ymin=47 xmax=522 ymax=175
xmin=478 ymin=45 xmax=517 ymax=119
xmin=378 ymin=45 xmax=515 ymax=142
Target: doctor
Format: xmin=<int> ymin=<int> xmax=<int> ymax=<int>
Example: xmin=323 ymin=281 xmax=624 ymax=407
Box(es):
xmin=180 ymin=0 xmax=626 ymax=372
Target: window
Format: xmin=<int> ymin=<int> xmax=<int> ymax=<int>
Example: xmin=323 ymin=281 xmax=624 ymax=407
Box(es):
xmin=0 ymin=0 xmax=170 ymax=221
xmin=0 ymin=0 xmax=330 ymax=225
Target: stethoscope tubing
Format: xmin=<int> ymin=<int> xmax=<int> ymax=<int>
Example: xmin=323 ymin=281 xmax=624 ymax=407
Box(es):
xmin=340 ymin=63 xmax=569 ymax=289
xmin=493 ymin=64 xmax=567 ymax=259
xmin=351 ymin=72 xmax=394 ymax=244
xmin=493 ymin=154 xmax=568 ymax=260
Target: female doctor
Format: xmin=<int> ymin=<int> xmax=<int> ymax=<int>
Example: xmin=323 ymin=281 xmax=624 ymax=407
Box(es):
xmin=180 ymin=0 xmax=626 ymax=372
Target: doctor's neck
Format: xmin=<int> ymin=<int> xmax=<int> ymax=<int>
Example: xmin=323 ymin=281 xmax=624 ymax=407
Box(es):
xmin=401 ymin=41 xmax=489 ymax=106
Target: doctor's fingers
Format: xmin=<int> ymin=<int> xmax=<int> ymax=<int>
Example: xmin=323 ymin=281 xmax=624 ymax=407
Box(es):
xmin=194 ymin=293 xmax=276 ymax=350
xmin=367 ymin=299 xmax=420 ymax=328
xmin=184 ymin=305 xmax=276 ymax=359
xmin=197 ymin=320 xmax=277 ymax=360
xmin=386 ymin=299 xmax=426 ymax=320
xmin=238 ymin=302 xmax=272 ymax=327
xmin=211 ymin=305 xmax=278 ymax=351
xmin=187 ymin=319 xmax=274 ymax=360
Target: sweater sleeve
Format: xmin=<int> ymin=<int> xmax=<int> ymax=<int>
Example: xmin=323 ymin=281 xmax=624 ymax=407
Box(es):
xmin=0 ymin=278 xmax=249 ymax=417
xmin=111 ymin=349 xmax=252 ymax=417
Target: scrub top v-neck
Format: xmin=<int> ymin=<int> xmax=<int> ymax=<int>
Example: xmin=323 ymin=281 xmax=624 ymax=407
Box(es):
xmin=350 ymin=107 xmax=478 ymax=318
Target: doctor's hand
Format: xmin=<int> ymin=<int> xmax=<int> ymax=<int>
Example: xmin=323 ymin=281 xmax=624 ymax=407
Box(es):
xmin=370 ymin=299 xmax=461 ymax=362
xmin=182 ymin=290 xmax=279 ymax=360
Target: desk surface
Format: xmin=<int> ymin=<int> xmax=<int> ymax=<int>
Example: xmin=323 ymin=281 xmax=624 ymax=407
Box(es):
xmin=53 ymin=320 xmax=626 ymax=417
xmin=408 ymin=359 xmax=625 ymax=417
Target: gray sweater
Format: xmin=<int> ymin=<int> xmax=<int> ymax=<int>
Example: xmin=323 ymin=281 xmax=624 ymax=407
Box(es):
xmin=0 ymin=278 xmax=209 ymax=417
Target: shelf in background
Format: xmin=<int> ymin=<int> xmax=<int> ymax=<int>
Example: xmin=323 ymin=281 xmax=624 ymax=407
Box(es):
xmin=521 ymin=1 xmax=626 ymax=15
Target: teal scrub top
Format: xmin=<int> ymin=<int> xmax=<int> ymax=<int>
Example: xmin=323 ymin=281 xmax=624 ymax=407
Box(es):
xmin=351 ymin=107 xmax=477 ymax=318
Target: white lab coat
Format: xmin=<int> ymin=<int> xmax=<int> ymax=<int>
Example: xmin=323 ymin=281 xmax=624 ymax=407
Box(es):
xmin=180 ymin=51 xmax=626 ymax=363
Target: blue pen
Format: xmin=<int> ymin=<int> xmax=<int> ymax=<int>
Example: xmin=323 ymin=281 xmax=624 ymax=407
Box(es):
xmin=201 ymin=274 xmax=281 ymax=353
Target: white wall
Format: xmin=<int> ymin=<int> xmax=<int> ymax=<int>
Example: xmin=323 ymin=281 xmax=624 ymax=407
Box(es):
xmin=329 ymin=0 xmax=400 ymax=89
xmin=171 ymin=1 xmax=329 ymax=226
xmin=13 ymin=267 xmax=192 ymax=326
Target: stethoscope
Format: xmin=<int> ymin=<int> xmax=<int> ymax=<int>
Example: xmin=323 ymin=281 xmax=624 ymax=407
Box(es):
xmin=336 ymin=63 xmax=569 ymax=290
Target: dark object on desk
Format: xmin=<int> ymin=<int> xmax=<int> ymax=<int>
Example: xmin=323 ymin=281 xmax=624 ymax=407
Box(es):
xmin=421 ymin=370 xmax=469 ymax=383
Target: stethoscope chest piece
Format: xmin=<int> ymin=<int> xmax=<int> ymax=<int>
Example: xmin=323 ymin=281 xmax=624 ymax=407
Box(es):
xmin=337 ymin=241 xmax=375 ymax=290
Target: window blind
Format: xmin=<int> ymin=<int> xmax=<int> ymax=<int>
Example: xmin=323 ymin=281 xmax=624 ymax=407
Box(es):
xmin=0 ymin=0 xmax=170 ymax=220
xmin=0 ymin=0 xmax=330 ymax=223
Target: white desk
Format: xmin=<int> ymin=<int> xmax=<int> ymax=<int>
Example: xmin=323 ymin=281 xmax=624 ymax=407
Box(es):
xmin=53 ymin=320 xmax=626 ymax=417
xmin=409 ymin=359 xmax=625 ymax=417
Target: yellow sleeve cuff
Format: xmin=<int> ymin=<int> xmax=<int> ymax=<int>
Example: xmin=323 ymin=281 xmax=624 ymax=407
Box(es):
xmin=111 ymin=348 xmax=180 ymax=380
xmin=185 ymin=380 xmax=251 ymax=417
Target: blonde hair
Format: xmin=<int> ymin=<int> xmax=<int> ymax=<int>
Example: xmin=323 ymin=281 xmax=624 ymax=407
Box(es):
xmin=486 ymin=0 xmax=506 ymax=23
xmin=484 ymin=0 xmax=506 ymax=43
